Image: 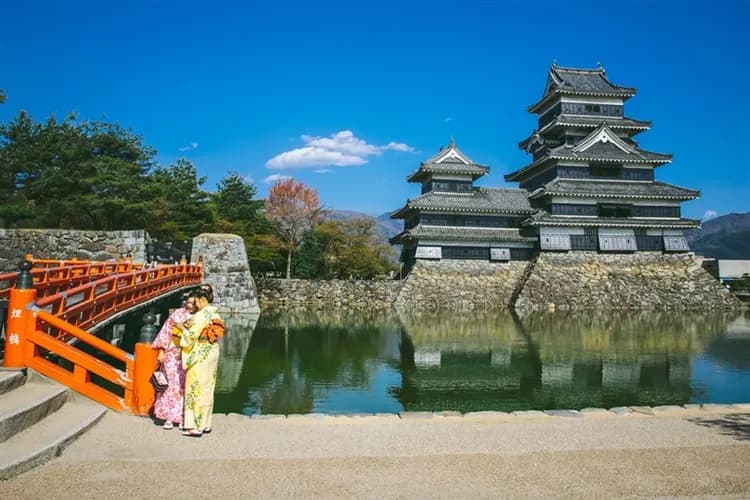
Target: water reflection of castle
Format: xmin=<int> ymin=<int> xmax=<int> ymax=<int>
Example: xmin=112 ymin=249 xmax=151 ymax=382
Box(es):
xmin=396 ymin=312 xmax=730 ymax=412
xmin=212 ymin=310 xmax=742 ymax=414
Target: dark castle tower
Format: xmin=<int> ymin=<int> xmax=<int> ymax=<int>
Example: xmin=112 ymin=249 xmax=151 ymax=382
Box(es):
xmin=506 ymin=64 xmax=700 ymax=252
xmin=390 ymin=140 xmax=535 ymax=269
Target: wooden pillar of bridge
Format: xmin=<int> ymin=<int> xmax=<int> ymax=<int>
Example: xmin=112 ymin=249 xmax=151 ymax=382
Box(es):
xmin=4 ymin=261 xmax=36 ymax=368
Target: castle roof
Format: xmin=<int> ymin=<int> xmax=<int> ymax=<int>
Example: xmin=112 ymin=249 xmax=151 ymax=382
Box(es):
xmin=522 ymin=212 xmax=700 ymax=229
xmin=389 ymin=225 xmax=536 ymax=245
xmin=391 ymin=188 xmax=533 ymax=218
xmin=407 ymin=140 xmax=489 ymax=182
xmin=528 ymin=64 xmax=637 ymax=113
xmin=529 ymin=179 xmax=699 ymax=201
xmin=519 ymin=115 xmax=651 ymax=151
xmin=507 ymin=124 xmax=672 ymax=181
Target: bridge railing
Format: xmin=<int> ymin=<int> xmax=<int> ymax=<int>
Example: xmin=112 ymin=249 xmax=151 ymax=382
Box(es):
xmin=4 ymin=260 xmax=203 ymax=414
xmin=35 ymin=263 xmax=203 ymax=337
xmin=0 ymin=259 xmax=143 ymax=301
xmin=24 ymin=312 xmax=136 ymax=411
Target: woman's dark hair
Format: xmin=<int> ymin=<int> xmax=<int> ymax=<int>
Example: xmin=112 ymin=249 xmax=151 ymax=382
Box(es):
xmin=199 ymin=283 xmax=214 ymax=302
xmin=190 ymin=287 xmax=213 ymax=303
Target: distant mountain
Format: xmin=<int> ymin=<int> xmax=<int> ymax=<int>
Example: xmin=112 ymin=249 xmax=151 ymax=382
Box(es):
xmin=686 ymin=212 xmax=750 ymax=259
xmin=323 ymin=209 xmax=403 ymax=241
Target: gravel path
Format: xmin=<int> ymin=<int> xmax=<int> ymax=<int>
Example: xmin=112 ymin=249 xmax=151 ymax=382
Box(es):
xmin=3 ymin=409 xmax=749 ymax=499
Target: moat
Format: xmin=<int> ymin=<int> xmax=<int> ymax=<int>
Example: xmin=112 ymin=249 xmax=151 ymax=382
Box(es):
xmin=212 ymin=310 xmax=750 ymax=415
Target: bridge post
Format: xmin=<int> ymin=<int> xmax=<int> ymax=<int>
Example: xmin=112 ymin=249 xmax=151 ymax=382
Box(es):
xmin=4 ymin=260 xmax=36 ymax=368
xmin=132 ymin=311 xmax=158 ymax=415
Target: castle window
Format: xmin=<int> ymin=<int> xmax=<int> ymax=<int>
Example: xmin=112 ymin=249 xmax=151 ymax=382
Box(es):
xmin=590 ymin=163 xmax=622 ymax=178
xmin=598 ymin=204 xmax=631 ymax=218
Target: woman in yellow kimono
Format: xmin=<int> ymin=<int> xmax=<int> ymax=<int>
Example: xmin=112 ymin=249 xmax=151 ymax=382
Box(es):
xmin=177 ymin=287 xmax=224 ymax=437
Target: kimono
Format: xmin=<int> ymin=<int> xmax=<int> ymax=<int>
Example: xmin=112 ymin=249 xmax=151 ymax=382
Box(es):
xmin=151 ymin=307 xmax=192 ymax=424
xmin=181 ymin=305 xmax=224 ymax=431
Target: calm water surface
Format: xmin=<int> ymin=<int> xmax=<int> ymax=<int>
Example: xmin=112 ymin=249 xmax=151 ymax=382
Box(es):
xmin=213 ymin=310 xmax=750 ymax=415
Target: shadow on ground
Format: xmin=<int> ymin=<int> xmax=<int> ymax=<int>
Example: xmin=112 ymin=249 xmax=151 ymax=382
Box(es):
xmin=689 ymin=413 xmax=750 ymax=441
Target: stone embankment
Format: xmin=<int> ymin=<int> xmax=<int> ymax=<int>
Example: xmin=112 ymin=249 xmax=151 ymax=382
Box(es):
xmin=393 ymin=259 xmax=529 ymax=311
xmin=261 ymin=253 xmax=741 ymax=311
xmin=0 ymin=229 xmax=147 ymax=272
xmin=191 ymin=233 xmax=260 ymax=314
xmin=515 ymin=252 xmax=741 ymax=311
xmin=259 ymin=260 xmax=529 ymax=311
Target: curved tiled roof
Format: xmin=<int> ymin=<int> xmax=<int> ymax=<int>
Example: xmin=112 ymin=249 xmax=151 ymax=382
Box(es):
xmin=508 ymin=124 xmax=673 ymax=181
xmin=407 ymin=140 xmax=490 ymax=182
xmin=531 ymin=179 xmax=699 ymax=200
xmin=550 ymin=114 xmax=650 ymax=130
xmin=519 ymin=115 xmax=651 ymax=150
xmin=391 ymin=188 xmax=533 ymax=218
xmin=529 ymin=65 xmax=636 ymax=113
xmin=407 ymin=161 xmax=489 ymax=182
xmin=522 ymin=212 xmax=700 ymax=229
xmin=390 ymin=225 xmax=536 ymax=245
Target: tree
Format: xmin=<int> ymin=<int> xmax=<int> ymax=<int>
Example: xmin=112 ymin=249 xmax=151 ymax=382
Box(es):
xmin=293 ymin=218 xmax=398 ymax=279
xmin=246 ymin=233 xmax=287 ymax=276
xmin=147 ymin=158 xmax=213 ymax=240
xmin=293 ymin=224 xmax=331 ymax=278
xmin=0 ymin=90 xmax=5 ymax=104
xmin=330 ymin=218 xmax=397 ymax=279
xmin=0 ymin=112 xmax=156 ymax=229
xmin=264 ymin=178 xmax=321 ymax=279
xmin=211 ymin=172 xmax=268 ymax=236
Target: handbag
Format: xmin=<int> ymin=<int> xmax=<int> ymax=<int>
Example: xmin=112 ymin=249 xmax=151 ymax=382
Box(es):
xmin=150 ymin=363 xmax=169 ymax=392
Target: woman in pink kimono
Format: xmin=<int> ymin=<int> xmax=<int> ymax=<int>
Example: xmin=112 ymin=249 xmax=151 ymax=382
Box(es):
xmin=151 ymin=295 xmax=197 ymax=429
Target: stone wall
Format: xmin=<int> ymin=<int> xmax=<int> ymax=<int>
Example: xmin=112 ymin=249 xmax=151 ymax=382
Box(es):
xmin=259 ymin=278 xmax=401 ymax=310
xmin=515 ymin=252 xmax=741 ymax=311
xmin=0 ymin=229 xmax=147 ymax=272
xmin=191 ymin=233 xmax=260 ymax=314
xmin=394 ymin=259 xmax=530 ymax=311
xmin=259 ymin=259 xmax=530 ymax=311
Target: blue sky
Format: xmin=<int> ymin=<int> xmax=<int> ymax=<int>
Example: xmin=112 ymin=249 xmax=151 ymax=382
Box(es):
xmin=1 ymin=0 xmax=748 ymax=219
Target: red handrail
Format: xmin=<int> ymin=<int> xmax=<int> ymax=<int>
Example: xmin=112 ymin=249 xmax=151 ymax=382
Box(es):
xmin=35 ymin=264 xmax=203 ymax=337
xmin=25 ymin=311 xmax=135 ymax=411
xmin=0 ymin=260 xmax=145 ymax=300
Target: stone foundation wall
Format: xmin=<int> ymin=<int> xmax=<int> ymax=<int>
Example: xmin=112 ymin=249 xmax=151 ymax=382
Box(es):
xmin=259 ymin=278 xmax=401 ymax=310
xmin=0 ymin=229 xmax=147 ymax=272
xmin=258 ymin=254 xmax=740 ymax=312
xmin=394 ymin=259 xmax=530 ymax=311
xmin=515 ymin=252 xmax=741 ymax=311
xmin=259 ymin=260 xmax=530 ymax=311
xmin=191 ymin=233 xmax=260 ymax=314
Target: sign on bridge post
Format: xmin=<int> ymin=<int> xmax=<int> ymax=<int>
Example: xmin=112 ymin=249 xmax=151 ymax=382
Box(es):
xmin=4 ymin=261 xmax=37 ymax=368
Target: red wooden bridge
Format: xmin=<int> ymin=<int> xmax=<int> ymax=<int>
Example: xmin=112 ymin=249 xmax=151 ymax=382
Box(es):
xmin=1 ymin=256 xmax=203 ymax=414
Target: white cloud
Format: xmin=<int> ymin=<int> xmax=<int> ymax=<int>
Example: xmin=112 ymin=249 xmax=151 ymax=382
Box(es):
xmin=266 ymin=147 xmax=366 ymax=169
xmin=301 ymin=130 xmax=380 ymax=156
xmin=702 ymin=210 xmax=718 ymax=221
xmin=178 ymin=142 xmax=199 ymax=152
xmin=383 ymin=141 xmax=415 ymax=153
xmin=264 ymin=174 xmax=292 ymax=184
xmin=265 ymin=130 xmax=414 ymax=170
xmin=442 ymin=117 xmax=454 ymax=123
xmin=314 ymin=169 xmax=333 ymax=174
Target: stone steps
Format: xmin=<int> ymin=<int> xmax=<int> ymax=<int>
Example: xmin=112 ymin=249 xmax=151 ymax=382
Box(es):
xmin=0 ymin=369 xmax=27 ymax=396
xmin=0 ymin=369 xmax=107 ymax=479
xmin=0 ymin=374 xmax=69 ymax=443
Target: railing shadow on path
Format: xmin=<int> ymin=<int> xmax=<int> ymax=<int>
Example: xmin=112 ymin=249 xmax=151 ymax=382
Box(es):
xmin=688 ymin=413 xmax=750 ymax=441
